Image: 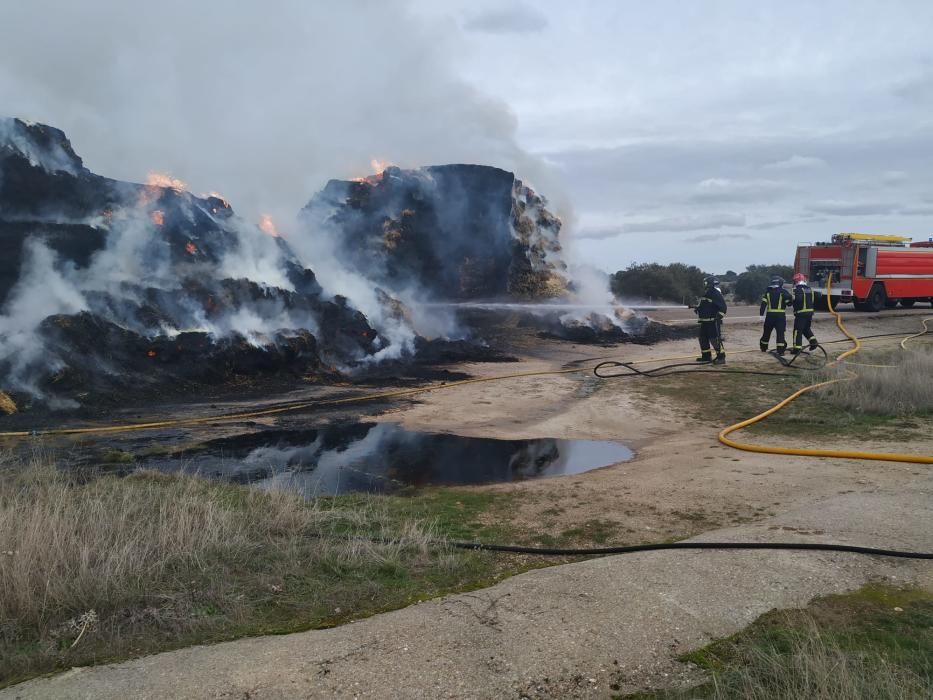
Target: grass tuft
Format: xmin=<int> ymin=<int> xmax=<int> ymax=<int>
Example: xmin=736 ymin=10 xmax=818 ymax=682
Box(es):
xmin=820 ymin=349 xmax=933 ymax=417
xmin=0 ymin=451 xmax=486 ymax=686
xmin=628 ymin=585 xmax=933 ymax=699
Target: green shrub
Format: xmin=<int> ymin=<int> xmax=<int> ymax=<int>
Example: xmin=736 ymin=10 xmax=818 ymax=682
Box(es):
xmin=610 ymin=263 xmax=706 ymax=303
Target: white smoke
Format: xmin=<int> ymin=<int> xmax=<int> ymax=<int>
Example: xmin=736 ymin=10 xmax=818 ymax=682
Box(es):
xmin=0 ymin=241 xmax=87 ymax=393
xmin=219 ymin=220 xmax=294 ymax=294
xmin=0 ymin=2 xmax=549 ymax=223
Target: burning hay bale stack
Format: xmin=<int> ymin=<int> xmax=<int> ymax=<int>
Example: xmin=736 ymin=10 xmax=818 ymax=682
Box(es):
xmin=300 ymin=164 xmax=570 ymax=302
xmin=0 ymin=117 xmax=384 ymax=408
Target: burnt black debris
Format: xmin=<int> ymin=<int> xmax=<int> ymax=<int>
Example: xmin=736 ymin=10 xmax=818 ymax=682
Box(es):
xmin=300 ymin=164 xmax=569 ymax=301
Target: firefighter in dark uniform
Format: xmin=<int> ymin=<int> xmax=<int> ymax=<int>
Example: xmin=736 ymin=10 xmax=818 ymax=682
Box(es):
xmin=791 ymin=273 xmax=819 ymax=353
xmin=759 ymin=276 xmax=793 ymax=355
xmin=695 ymin=275 xmax=727 ymax=364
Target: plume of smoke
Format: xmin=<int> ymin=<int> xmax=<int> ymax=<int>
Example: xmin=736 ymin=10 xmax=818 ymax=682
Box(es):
xmin=0 ymin=2 xmax=552 ymax=223
xmin=0 ymin=240 xmax=87 ymax=393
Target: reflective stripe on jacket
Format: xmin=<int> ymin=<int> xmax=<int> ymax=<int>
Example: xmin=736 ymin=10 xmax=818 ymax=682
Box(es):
xmin=759 ymin=288 xmax=793 ymax=315
xmin=696 ymin=286 xmax=727 ymax=323
xmin=794 ymin=286 xmax=815 ymax=314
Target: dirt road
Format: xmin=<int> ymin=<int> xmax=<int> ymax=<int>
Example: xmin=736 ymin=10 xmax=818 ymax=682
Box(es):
xmin=4 ymin=311 xmax=931 ymax=699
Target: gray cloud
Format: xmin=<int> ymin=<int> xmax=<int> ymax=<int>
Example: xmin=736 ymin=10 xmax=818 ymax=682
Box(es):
xmin=749 ymin=216 xmax=828 ymax=230
xmin=577 ymin=213 xmax=745 ymax=239
xmin=691 ymin=177 xmax=792 ymax=203
xmin=763 ymin=155 xmax=827 ymax=171
xmin=892 ymin=63 xmax=933 ymax=103
xmin=806 ymin=201 xmax=899 ymax=216
xmin=574 ymin=226 xmax=626 ymax=241
xmin=881 ymin=170 xmax=908 ymax=185
xmin=685 ymin=233 xmax=753 ymax=243
xmin=463 ymin=2 xmax=548 ymax=34
xmin=899 ymin=205 xmax=933 ymax=215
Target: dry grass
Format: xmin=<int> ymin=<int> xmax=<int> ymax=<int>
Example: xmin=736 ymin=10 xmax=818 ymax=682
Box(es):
xmin=707 ymin=619 xmax=933 ymax=699
xmin=0 ymin=450 xmax=452 ymax=685
xmin=820 ymin=349 xmax=933 ymax=417
xmin=0 ymin=391 xmax=16 ymax=415
xmin=650 ymin=586 xmax=933 ymax=700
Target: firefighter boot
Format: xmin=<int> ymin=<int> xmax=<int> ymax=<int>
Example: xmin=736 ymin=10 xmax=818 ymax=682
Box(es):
xmin=712 ymin=354 xmax=726 ymax=365
xmin=696 ymin=352 xmax=712 ymax=363
xmin=809 ymin=338 xmax=819 ymax=350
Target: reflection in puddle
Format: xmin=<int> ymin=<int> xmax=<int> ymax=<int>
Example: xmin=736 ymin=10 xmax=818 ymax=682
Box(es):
xmin=143 ymin=423 xmax=633 ymax=496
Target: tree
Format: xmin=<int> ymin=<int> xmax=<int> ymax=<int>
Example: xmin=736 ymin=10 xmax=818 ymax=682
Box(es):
xmin=733 ymin=264 xmax=794 ymax=304
xmin=610 ymin=262 xmax=706 ymax=303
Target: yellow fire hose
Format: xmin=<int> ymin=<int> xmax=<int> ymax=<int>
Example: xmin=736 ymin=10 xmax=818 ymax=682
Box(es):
xmin=718 ymin=282 xmax=933 ymax=464
xmin=0 ymin=333 xmax=903 ymax=440
xmin=901 ymin=316 xmax=933 ymax=350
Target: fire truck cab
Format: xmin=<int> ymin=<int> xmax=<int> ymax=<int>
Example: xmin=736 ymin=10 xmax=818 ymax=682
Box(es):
xmin=794 ymin=233 xmax=933 ymax=311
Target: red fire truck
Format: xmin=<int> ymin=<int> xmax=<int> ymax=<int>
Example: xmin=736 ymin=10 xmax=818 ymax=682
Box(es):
xmin=794 ymin=233 xmax=933 ymax=311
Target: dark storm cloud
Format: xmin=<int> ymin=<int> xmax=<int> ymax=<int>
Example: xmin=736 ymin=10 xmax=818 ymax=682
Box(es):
xmin=463 ymin=2 xmax=549 ymax=34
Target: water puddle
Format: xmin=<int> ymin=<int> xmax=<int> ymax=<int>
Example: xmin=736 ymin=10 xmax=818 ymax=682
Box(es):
xmin=142 ymin=422 xmax=633 ymax=496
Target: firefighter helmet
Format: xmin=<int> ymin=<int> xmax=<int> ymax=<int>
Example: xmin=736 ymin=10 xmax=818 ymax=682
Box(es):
xmin=770 ymin=275 xmax=783 ymax=286
xmin=705 ymin=275 xmax=719 ymax=286
xmin=793 ymin=272 xmax=807 ymax=285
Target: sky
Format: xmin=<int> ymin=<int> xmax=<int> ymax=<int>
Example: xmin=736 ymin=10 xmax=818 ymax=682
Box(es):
xmin=3 ymin=0 xmax=933 ymax=274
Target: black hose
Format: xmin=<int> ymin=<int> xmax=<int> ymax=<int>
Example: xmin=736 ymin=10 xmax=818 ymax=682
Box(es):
xmin=771 ymin=343 xmax=828 ymax=369
xmin=313 ymin=532 xmax=932 ymax=560
xmin=593 ymin=341 xmax=829 ymax=380
xmin=446 ymin=539 xmax=933 ymax=559
xmin=593 ymin=361 xmax=795 ymax=379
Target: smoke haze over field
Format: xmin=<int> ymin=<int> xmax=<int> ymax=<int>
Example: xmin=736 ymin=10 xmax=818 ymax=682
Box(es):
xmin=0 ymin=1 xmax=563 ymax=223
xmin=4 ymin=1 xmax=933 ymax=273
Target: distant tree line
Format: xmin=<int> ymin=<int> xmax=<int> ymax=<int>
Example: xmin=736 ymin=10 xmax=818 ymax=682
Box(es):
xmin=731 ymin=264 xmax=794 ymax=304
xmin=609 ymin=263 xmax=706 ymax=305
xmin=611 ymin=262 xmax=794 ymax=304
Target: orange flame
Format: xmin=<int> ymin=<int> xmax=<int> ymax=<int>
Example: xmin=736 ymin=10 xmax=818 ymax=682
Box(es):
xmin=185 ymin=241 xmax=198 ymax=255
xmin=259 ymin=214 xmax=281 ymax=238
xmin=150 ymin=210 xmax=165 ymax=226
xmin=370 ymin=158 xmax=391 ymax=174
xmin=351 ymin=158 xmax=394 ymax=184
xmin=146 ymin=172 xmax=187 ymax=191
xmin=147 ymin=350 xmax=157 ymax=358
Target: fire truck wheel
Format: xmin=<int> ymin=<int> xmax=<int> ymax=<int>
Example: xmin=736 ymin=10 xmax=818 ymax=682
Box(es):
xmin=866 ymin=284 xmax=887 ymax=312
xmin=884 ymin=298 xmax=899 ymax=308
xmin=899 ymin=299 xmax=915 ymax=308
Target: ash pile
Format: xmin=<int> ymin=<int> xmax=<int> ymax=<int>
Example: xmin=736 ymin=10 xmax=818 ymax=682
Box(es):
xmin=531 ymin=308 xmax=696 ymax=345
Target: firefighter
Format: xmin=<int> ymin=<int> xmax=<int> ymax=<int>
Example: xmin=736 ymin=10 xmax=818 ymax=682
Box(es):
xmin=695 ymin=275 xmax=726 ymax=364
xmin=759 ymin=276 xmax=793 ymax=355
xmin=791 ymin=272 xmax=819 ymax=353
